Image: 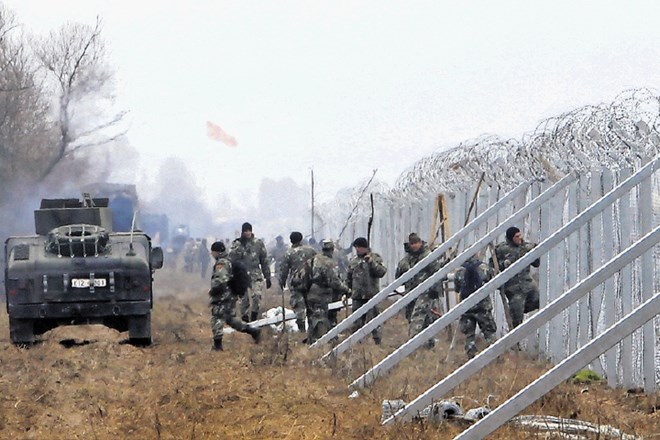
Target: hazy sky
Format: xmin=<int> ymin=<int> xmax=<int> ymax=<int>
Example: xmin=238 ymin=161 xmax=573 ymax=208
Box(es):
xmin=4 ymin=0 xmax=660 ymax=204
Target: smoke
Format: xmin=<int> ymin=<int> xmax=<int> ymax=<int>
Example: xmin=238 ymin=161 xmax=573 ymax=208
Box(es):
xmin=145 ymin=170 xmax=315 ymax=244
xmin=139 ymin=157 xmax=217 ymax=239
xmin=213 ymin=177 xmax=312 ymax=243
xmin=254 ymin=177 xmax=311 ymax=238
xmin=0 ymin=136 xmax=139 ymax=237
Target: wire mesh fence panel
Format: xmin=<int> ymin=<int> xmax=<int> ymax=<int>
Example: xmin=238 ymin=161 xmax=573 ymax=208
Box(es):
xmin=314 ymin=89 xmax=659 ymax=388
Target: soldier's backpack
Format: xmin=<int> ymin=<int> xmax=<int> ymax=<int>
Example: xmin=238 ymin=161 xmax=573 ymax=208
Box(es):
xmin=290 ymin=258 xmax=314 ymax=293
xmin=228 ymin=260 xmax=252 ymax=297
xmin=459 ymin=258 xmax=484 ymax=301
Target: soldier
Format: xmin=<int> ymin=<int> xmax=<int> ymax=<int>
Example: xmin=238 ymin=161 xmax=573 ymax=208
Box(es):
xmin=306 ymin=239 xmax=350 ymax=345
xmin=269 ymin=235 xmax=289 ymax=277
xmin=454 ymin=253 xmax=497 ymax=358
xmin=322 ymin=240 xmax=344 ymax=329
xmin=198 ymin=238 xmax=211 ymax=279
xmin=333 ymin=242 xmax=350 ymax=280
xmin=183 ymin=238 xmax=197 ymax=273
xmin=493 ymin=226 xmax=540 ymax=329
xmin=395 ymin=233 xmax=445 ymax=347
xmin=229 ymin=222 xmax=271 ymax=322
xmin=208 ymin=241 xmax=261 ymax=351
xmin=278 ymin=231 xmax=316 ymax=332
xmin=346 ymin=237 xmax=387 ymax=344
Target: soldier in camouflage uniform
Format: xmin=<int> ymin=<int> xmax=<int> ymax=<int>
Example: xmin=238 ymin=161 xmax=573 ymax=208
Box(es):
xmin=346 ymin=237 xmax=387 ymax=344
xmin=333 ymin=242 xmax=350 ymax=280
xmin=208 ymin=241 xmax=261 ymax=351
xmin=306 ymin=239 xmax=350 ymax=345
xmin=198 ymin=238 xmax=211 ymax=279
xmin=493 ymin=226 xmax=540 ymax=329
xmin=395 ymin=233 xmax=445 ymax=347
xmin=454 ymin=254 xmax=497 ymax=358
xmin=229 ymin=222 xmax=272 ymax=322
xmin=278 ymin=231 xmax=316 ymax=332
xmin=269 ymin=235 xmax=288 ymax=278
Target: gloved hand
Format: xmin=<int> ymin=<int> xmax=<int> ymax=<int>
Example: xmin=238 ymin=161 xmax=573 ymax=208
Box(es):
xmin=503 ymin=259 xmax=512 ymax=268
xmin=266 ymin=278 xmax=272 ymax=289
xmin=341 ymin=294 xmax=348 ymax=306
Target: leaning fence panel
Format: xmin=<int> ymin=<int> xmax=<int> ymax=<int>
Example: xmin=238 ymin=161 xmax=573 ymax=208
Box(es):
xmin=453 ymin=290 xmax=660 ymax=440
xmin=383 ymin=225 xmax=660 ymax=426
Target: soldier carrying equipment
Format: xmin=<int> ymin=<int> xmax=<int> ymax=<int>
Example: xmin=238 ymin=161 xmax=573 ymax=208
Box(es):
xmin=454 ymin=255 xmax=497 ymax=358
xmin=209 ymin=241 xmax=261 ymax=351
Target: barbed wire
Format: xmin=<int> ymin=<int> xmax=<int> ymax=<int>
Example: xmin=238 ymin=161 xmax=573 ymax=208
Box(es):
xmin=319 ymin=87 xmax=660 ymax=215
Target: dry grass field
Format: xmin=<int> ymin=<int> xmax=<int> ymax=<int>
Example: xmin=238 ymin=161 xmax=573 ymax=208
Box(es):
xmin=0 ymin=269 xmax=657 ymax=439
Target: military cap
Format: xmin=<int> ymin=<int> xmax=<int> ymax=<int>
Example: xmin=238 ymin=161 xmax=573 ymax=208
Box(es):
xmin=352 ymin=237 xmax=369 ymax=248
xmin=506 ymin=226 xmax=520 ymax=241
xmin=290 ymin=231 xmax=303 ymax=244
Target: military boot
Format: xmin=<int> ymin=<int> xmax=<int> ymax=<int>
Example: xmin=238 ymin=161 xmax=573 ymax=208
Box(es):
xmin=248 ymin=327 xmax=262 ymax=344
xmin=212 ymin=338 xmax=223 ymax=351
xmin=241 ymin=314 xmax=249 ymax=323
xmin=296 ymin=319 xmax=306 ymax=333
xmin=250 ymin=311 xmax=259 ymax=322
xmin=466 ymin=341 xmax=477 ymax=359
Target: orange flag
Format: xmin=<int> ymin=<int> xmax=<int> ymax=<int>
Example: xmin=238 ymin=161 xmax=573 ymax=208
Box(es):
xmin=206 ymin=121 xmax=238 ymax=146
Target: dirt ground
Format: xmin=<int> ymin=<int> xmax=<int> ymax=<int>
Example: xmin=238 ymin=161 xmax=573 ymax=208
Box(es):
xmin=0 ymin=269 xmax=657 ymax=439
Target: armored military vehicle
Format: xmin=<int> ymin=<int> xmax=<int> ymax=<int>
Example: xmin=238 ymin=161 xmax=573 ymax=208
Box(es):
xmin=4 ymin=194 xmax=163 ymax=346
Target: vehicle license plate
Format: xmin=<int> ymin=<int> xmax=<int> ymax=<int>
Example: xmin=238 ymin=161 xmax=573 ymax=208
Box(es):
xmin=71 ymin=278 xmax=107 ymax=288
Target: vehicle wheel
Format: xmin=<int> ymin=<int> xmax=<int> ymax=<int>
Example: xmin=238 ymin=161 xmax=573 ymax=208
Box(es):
xmin=9 ymin=318 xmax=35 ymax=346
xmin=128 ymin=313 xmax=152 ymax=346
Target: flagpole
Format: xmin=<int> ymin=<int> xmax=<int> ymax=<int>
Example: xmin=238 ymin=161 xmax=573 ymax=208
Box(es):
xmin=310 ymin=169 xmax=315 ymax=241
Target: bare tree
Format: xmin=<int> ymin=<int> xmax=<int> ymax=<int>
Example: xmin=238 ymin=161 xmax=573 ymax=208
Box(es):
xmin=0 ymin=6 xmax=53 ymax=189
xmin=32 ymin=17 xmax=127 ymax=181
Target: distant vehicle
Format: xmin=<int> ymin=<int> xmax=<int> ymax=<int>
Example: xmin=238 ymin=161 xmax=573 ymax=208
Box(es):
xmin=4 ymin=194 xmax=163 ymax=346
xmin=170 ymin=224 xmax=190 ymax=256
xmin=140 ymin=213 xmax=170 ymax=247
xmin=80 ymin=183 xmax=139 ymax=232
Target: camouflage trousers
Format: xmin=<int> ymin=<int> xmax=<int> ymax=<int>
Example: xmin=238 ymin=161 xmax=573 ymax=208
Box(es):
xmin=239 ymin=278 xmax=264 ymax=320
xmin=459 ymin=300 xmax=497 ymax=357
xmin=405 ymin=301 xmax=415 ymax=323
xmin=327 ymin=290 xmax=342 ymax=328
xmin=503 ymin=284 xmax=539 ymax=328
xmin=408 ymin=293 xmax=437 ymax=339
xmin=210 ymin=293 xmax=250 ymax=340
xmin=306 ymin=294 xmax=330 ymax=345
xmin=289 ymin=289 xmax=307 ymax=329
xmin=351 ymin=298 xmax=381 ymax=343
